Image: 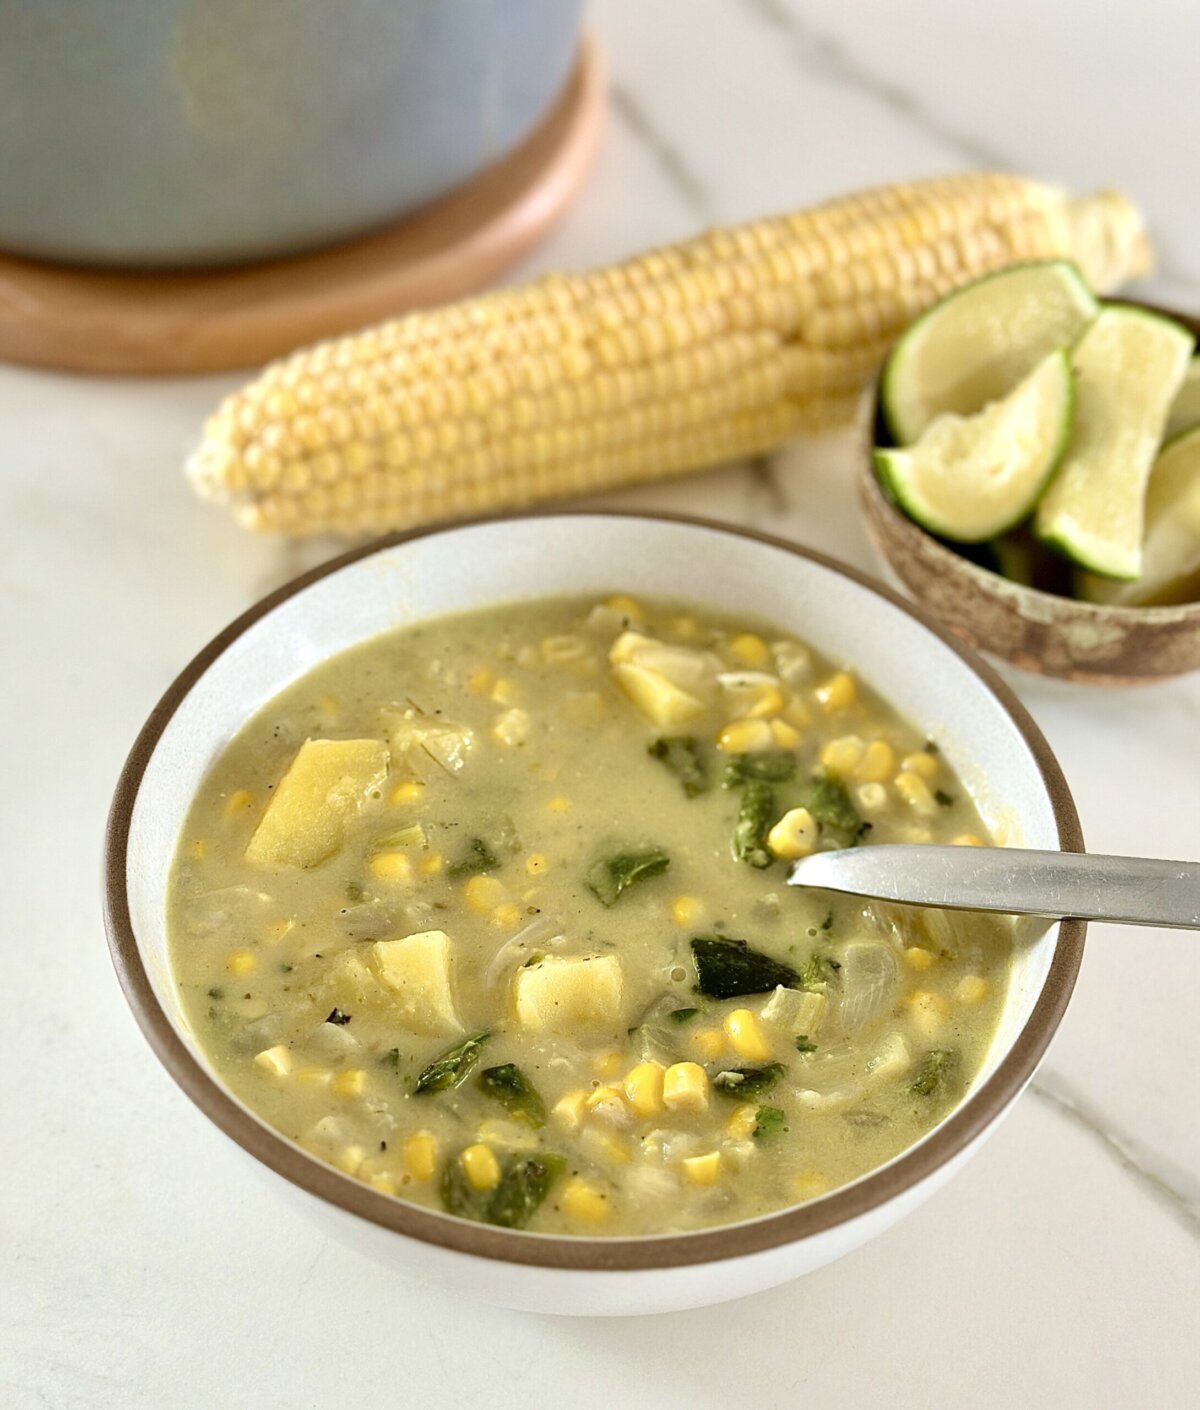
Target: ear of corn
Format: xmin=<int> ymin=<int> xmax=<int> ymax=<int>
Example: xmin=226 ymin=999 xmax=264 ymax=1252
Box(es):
xmin=188 ymin=173 xmax=1151 ymax=537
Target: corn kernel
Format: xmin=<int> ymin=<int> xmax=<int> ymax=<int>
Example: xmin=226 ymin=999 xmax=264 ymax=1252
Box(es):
xmin=332 ymin=1145 xmax=366 ymax=1176
xmin=585 ymin=1085 xmax=629 ymax=1128
xmin=295 ymin=1066 xmax=331 ymax=1090
xmin=584 ymin=1081 xmax=625 ymax=1109
xmin=770 ymin=718 xmax=802 ymax=749
xmin=254 ymin=1044 xmax=292 ymax=1077
xmin=490 ymin=678 xmax=521 ymax=706
xmin=318 ymin=694 xmax=339 ymax=721
xmin=727 ymin=1103 xmax=758 ymax=1139
xmin=264 ymin=918 xmax=293 ymax=943
xmin=793 ymin=1170 xmax=830 ymax=1200
xmin=691 ymin=1027 xmax=726 ymax=1061
xmin=671 ymin=895 xmax=705 ymax=927
xmin=464 ymin=874 xmax=509 ymax=914
xmin=815 ymin=671 xmax=856 ymax=713
xmin=766 ymin=806 xmax=818 ymax=861
xmin=671 ymin=615 xmax=698 ymax=639
xmin=331 ymin=1068 xmax=366 ymax=1097
xmin=526 ymin=852 xmax=548 ymax=876
xmin=854 ymin=739 xmax=895 ymax=782
xmin=903 ymin=946 xmax=937 ymax=972
xmin=546 ymin=795 xmax=572 ymax=814
xmin=594 ymin=1051 xmax=624 ymax=1079
xmin=403 ymin=1131 xmax=437 ymax=1182
xmin=716 ymin=718 xmax=774 ymax=753
xmin=492 ymin=903 xmax=522 ymax=929
xmin=895 ymin=770 xmax=937 ymax=816
xmin=551 ymin=1089 xmax=589 ymax=1131
xmin=605 ymin=594 xmax=645 ymax=624
xmin=742 ymin=684 xmax=786 ymax=720
xmin=460 ymin=1143 xmax=502 ymax=1192
xmin=223 ymin=788 xmax=254 ymax=820
xmin=663 ymin=1062 xmax=709 ymax=1113
xmin=390 ymin=780 xmax=425 ymax=806
xmin=957 ymin=975 xmax=988 ymax=1004
xmin=907 ymin=989 xmax=951 ymax=1038
xmin=680 ymin=1151 xmax=722 ymax=1186
xmin=419 ymin=852 xmax=444 ymax=877
xmin=190 ymin=838 xmax=208 ymax=860
xmin=954 ymin=833 xmax=985 ymax=847
xmin=561 ymin=1177 xmax=610 ymax=1224
xmin=724 ymin=1008 xmax=772 ymax=1062
xmin=465 ymin=665 xmax=494 ymax=695
xmin=623 ymin=1061 xmax=666 ymax=1117
xmin=370 ymin=851 xmax=414 ymax=884
xmin=820 ymin=734 xmax=865 ymax=775
xmin=369 ymin=1172 xmax=398 ymax=1196
xmin=729 ymin=633 xmax=772 ymax=669
xmin=902 ymin=751 xmax=940 ymax=779
xmin=226 ymin=949 xmax=257 ymax=976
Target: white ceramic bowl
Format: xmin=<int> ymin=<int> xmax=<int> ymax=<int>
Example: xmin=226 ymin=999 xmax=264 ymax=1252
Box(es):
xmin=105 ymin=513 xmax=1085 ymax=1316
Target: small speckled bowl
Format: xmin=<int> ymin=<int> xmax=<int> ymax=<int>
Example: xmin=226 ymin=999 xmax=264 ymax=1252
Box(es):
xmin=858 ymin=303 xmax=1200 ymax=685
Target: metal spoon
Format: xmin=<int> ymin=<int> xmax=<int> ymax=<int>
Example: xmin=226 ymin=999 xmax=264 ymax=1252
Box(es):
xmin=788 ymin=846 xmax=1200 ymax=930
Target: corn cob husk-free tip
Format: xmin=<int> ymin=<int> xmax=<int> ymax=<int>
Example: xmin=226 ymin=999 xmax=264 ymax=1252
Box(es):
xmin=187 ymin=173 xmax=1153 ymax=538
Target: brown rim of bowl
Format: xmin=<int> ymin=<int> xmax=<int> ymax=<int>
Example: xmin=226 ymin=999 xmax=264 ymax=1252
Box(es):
xmin=104 ymin=510 xmax=1086 ymax=1273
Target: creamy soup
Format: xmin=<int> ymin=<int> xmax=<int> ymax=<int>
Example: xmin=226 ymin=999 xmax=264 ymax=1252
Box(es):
xmin=167 ymin=594 xmax=1012 ymax=1236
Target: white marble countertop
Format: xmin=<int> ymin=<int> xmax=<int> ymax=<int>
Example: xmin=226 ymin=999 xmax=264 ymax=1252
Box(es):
xmin=3 ymin=1 xmax=1198 ymax=1404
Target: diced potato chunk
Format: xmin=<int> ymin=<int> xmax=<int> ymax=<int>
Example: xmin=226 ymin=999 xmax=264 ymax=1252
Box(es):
xmin=612 ymin=662 xmax=705 ymax=727
xmin=609 ymin=631 xmax=721 ymax=726
xmin=513 ymin=954 xmax=624 ymax=1035
xmin=761 ymin=985 xmax=826 ymax=1038
xmin=663 ymin=1062 xmax=709 ymax=1113
xmin=371 ymin=930 xmax=462 ymax=1036
xmin=320 ymin=949 xmax=387 ymax=1016
xmin=245 ymin=738 xmax=388 ymax=868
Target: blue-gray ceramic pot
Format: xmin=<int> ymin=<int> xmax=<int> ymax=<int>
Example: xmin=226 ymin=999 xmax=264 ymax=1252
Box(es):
xmin=0 ymin=0 xmax=585 ymax=268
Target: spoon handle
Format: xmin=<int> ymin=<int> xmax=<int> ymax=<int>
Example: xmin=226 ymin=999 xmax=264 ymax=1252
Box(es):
xmin=787 ymin=846 xmax=1200 ymax=930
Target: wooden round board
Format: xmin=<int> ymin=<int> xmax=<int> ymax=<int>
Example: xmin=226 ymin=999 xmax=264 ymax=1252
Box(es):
xmin=0 ymin=42 xmax=604 ymax=376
